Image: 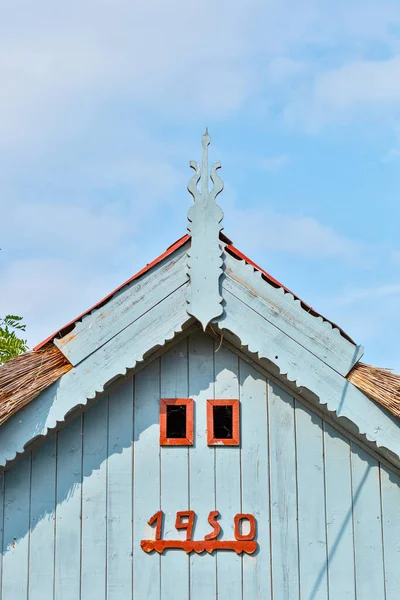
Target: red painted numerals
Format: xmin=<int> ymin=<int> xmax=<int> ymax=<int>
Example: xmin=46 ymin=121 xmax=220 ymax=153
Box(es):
xmin=148 ymin=510 xmax=163 ymax=540
xmin=204 ymin=510 xmax=221 ymax=541
xmin=234 ymin=513 xmax=256 ymax=541
xmin=175 ymin=511 xmax=195 ymax=540
xmin=141 ymin=510 xmax=258 ymax=555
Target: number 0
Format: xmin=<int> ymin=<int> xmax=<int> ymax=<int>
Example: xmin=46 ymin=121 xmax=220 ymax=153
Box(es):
xmin=234 ymin=513 xmax=256 ymax=541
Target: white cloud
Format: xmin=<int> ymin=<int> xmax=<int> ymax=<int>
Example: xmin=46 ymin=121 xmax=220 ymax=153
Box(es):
xmin=333 ymin=283 xmax=400 ymax=306
xmin=258 ymin=154 xmax=291 ymax=171
xmin=284 ymin=56 xmax=400 ymax=128
xmin=0 ymin=0 xmax=262 ymax=149
xmin=0 ymin=258 xmax=111 ymax=347
xmin=224 ymin=201 xmax=364 ymax=262
xmin=0 ymin=239 xmax=166 ymax=348
xmin=315 ymin=284 xmax=400 ymax=370
xmin=1 ymin=0 xmax=400 ymax=148
xmin=267 ymin=58 xmax=309 ymax=84
xmin=1 ymin=0 xmax=400 ymax=363
xmin=315 ymin=57 xmax=400 ymax=109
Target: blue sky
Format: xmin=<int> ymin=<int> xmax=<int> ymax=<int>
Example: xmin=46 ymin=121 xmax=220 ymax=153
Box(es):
xmin=1 ymin=0 xmax=400 ymax=370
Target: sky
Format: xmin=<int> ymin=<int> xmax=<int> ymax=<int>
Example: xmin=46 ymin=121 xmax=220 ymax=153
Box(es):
xmin=1 ymin=0 xmax=400 ymax=370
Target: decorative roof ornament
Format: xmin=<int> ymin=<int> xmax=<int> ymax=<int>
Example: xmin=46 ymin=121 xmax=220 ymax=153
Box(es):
xmin=186 ymin=129 xmax=224 ymax=330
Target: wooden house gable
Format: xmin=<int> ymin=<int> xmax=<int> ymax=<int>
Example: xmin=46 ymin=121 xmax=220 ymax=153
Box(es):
xmin=0 ymin=330 xmax=400 ymax=600
xmin=0 ymin=231 xmax=399 ymax=468
xmin=1 ymin=131 xmax=400 ymax=600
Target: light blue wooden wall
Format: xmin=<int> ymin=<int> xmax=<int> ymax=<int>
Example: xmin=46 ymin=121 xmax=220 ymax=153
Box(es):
xmin=0 ymin=331 xmax=399 ymax=599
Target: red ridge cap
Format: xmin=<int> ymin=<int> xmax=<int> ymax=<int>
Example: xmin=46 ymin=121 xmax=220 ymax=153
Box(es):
xmin=34 ymin=232 xmax=355 ymax=352
xmin=225 ymin=244 xmax=355 ymax=345
xmin=33 ymin=234 xmax=190 ymax=351
xmin=226 ymin=245 xmax=297 ymax=297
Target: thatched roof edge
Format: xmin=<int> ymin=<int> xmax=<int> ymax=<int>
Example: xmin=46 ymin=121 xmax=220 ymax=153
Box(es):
xmin=0 ymin=348 xmax=399 ymax=441
xmin=347 ymin=362 xmax=400 ymax=419
xmin=0 ymin=345 xmax=72 ymax=427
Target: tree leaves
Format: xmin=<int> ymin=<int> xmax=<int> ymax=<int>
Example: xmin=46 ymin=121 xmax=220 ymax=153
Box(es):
xmin=0 ymin=315 xmax=28 ymax=365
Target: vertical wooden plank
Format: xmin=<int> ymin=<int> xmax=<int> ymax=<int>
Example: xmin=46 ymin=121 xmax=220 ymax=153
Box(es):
xmin=28 ymin=435 xmax=57 ymax=600
xmin=295 ymin=401 xmax=328 ymax=600
xmin=2 ymin=454 xmax=31 ymax=600
xmin=240 ymin=359 xmax=271 ymax=600
xmin=351 ymin=443 xmax=385 ymax=599
xmin=55 ymin=415 xmax=83 ymax=600
xmin=268 ymin=381 xmax=299 ymax=600
xmin=160 ymin=339 xmax=190 ymax=600
xmin=214 ymin=343 xmax=242 ymax=600
xmin=107 ymin=376 xmax=134 ymax=600
xmin=380 ymin=466 xmax=400 ymax=600
xmin=81 ymin=395 xmax=108 ymax=600
xmin=189 ymin=332 xmax=217 ymax=600
xmin=324 ymin=424 xmax=355 ymax=599
xmin=0 ymin=471 xmax=3 ymax=594
xmin=133 ymin=359 xmax=161 ymax=599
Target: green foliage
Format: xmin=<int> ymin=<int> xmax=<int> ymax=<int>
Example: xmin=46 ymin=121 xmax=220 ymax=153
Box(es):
xmin=0 ymin=315 xmax=28 ymax=365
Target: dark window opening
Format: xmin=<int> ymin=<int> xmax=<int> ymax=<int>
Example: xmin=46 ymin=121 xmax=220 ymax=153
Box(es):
xmin=213 ymin=405 xmax=233 ymax=439
xmin=166 ymin=404 xmax=187 ymax=438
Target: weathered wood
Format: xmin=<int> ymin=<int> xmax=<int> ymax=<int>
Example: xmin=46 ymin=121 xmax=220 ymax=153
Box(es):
xmin=214 ymin=345 xmax=242 ymax=600
xmin=324 ymin=424 xmax=356 ymax=599
xmin=107 ymin=377 xmax=134 ymax=600
xmin=81 ymin=394 xmax=108 ymax=600
xmin=223 ymin=257 xmax=363 ymax=376
xmin=218 ymin=288 xmax=400 ymax=459
xmin=0 ymin=283 xmax=190 ymax=468
xmin=2 ymin=454 xmax=31 ymax=600
xmin=0 ymin=332 xmax=400 ymax=600
xmin=187 ymin=130 xmax=224 ymax=329
xmin=56 ymin=244 xmax=188 ymax=366
xmin=268 ymin=382 xmax=299 ymax=600
xmin=0 ymin=472 xmax=3 ymax=594
xmin=188 ymin=332 xmax=217 ymax=600
xmin=295 ymin=401 xmax=328 ymax=600
xmin=54 ymin=416 xmax=83 ymax=600
xmin=351 ymin=444 xmax=385 ymax=599
xmin=2 ymin=259 xmax=400 ymax=479
xmin=160 ymin=340 xmax=190 ymax=600
xmin=381 ymin=466 xmax=400 ymax=599
xmin=28 ymin=436 xmax=56 ymax=600
xmin=240 ymin=359 xmax=271 ymax=600
xmin=133 ymin=360 xmax=161 ymax=599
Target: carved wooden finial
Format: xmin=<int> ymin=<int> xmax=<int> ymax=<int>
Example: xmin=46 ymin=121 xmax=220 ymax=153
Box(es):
xmin=186 ymin=130 xmax=224 ymax=330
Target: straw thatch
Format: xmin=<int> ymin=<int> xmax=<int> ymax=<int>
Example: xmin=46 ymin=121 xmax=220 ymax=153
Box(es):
xmin=347 ymin=362 xmax=400 ymax=418
xmin=0 ymin=344 xmax=72 ymax=427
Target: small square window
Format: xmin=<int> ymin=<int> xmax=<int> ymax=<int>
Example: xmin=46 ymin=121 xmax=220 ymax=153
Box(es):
xmin=160 ymin=399 xmax=194 ymax=446
xmin=207 ymin=400 xmax=240 ymax=446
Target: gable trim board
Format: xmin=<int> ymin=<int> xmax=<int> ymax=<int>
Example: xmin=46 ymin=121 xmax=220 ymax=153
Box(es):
xmin=55 ymin=241 xmax=189 ymax=366
xmin=223 ymin=249 xmax=363 ymax=376
xmin=211 ymin=327 xmax=400 ymax=475
xmin=0 ymin=284 xmax=193 ymax=466
xmin=216 ymin=280 xmax=400 ymax=460
xmin=0 ymin=239 xmax=398 ymax=469
xmin=33 ymin=234 xmax=191 ymax=352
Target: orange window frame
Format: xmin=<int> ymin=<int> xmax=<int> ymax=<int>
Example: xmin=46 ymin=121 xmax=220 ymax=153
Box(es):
xmin=207 ymin=399 xmax=240 ymax=446
xmin=160 ymin=398 xmax=194 ymax=446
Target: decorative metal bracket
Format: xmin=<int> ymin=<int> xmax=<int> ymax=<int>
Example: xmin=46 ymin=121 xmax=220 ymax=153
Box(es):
xmin=186 ymin=129 xmax=224 ymax=330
